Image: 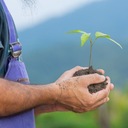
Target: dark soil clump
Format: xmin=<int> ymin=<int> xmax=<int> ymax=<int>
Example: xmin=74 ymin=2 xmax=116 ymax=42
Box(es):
xmin=73 ymin=66 xmax=107 ymax=93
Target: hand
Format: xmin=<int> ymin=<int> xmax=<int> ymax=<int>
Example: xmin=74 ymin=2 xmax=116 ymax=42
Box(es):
xmin=54 ymin=67 xmax=114 ymax=113
xmin=56 ymin=66 xmax=105 ymax=82
xmin=56 ymin=66 xmax=83 ymax=82
xmin=35 ymin=66 xmax=113 ymax=115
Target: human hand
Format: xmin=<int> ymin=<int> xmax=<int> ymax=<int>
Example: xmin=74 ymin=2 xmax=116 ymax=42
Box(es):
xmin=35 ymin=66 xmax=113 ymax=115
xmin=56 ymin=66 xmax=105 ymax=82
xmin=54 ymin=69 xmax=114 ymax=113
xmin=56 ymin=66 xmax=83 ymax=82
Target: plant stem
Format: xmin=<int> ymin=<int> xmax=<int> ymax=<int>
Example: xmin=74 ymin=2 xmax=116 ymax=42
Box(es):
xmin=89 ymin=39 xmax=93 ymax=67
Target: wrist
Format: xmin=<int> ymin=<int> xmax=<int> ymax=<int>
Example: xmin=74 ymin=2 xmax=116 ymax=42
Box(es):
xmin=39 ymin=82 xmax=60 ymax=105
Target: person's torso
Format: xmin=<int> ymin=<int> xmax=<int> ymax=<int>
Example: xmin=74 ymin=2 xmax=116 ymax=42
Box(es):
xmin=0 ymin=0 xmax=36 ymax=128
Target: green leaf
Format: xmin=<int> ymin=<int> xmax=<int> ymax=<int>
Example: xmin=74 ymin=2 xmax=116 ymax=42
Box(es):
xmin=67 ymin=30 xmax=86 ymax=34
xmin=81 ymin=33 xmax=90 ymax=47
xmin=95 ymin=32 xmax=122 ymax=49
xmin=95 ymin=32 xmax=110 ymax=38
xmin=107 ymin=38 xmax=123 ymax=49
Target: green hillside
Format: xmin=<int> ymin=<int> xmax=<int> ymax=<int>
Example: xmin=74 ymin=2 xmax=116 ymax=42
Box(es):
xmin=18 ymin=0 xmax=128 ymax=88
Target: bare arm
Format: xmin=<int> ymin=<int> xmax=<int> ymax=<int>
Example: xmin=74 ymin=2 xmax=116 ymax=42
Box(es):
xmin=0 ymin=66 xmax=114 ymax=117
xmin=0 ymin=78 xmax=59 ymax=117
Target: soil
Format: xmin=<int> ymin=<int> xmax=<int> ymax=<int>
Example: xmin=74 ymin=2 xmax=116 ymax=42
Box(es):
xmin=73 ymin=66 xmax=107 ymax=93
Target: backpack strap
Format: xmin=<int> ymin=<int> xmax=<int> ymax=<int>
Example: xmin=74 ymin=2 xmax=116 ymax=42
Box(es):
xmin=0 ymin=2 xmax=9 ymax=77
xmin=0 ymin=0 xmax=22 ymax=58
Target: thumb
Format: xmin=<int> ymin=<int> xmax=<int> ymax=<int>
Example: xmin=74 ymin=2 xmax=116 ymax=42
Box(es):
xmin=82 ymin=74 xmax=106 ymax=87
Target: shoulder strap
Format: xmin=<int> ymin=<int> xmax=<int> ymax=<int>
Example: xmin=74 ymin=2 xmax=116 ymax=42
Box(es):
xmin=0 ymin=0 xmax=22 ymax=58
xmin=0 ymin=1 xmax=9 ymax=76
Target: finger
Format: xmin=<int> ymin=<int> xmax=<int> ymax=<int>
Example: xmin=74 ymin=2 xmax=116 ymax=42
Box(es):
xmin=70 ymin=66 xmax=84 ymax=72
xmin=97 ymin=69 xmax=105 ymax=75
xmin=105 ymin=76 xmax=114 ymax=91
xmin=65 ymin=66 xmax=85 ymax=76
xmin=92 ymin=97 xmax=109 ymax=110
xmin=56 ymin=66 xmax=84 ymax=81
xmin=106 ymin=76 xmax=111 ymax=84
xmin=105 ymin=77 xmax=114 ymax=90
xmin=110 ymin=83 xmax=114 ymax=90
xmin=93 ymin=86 xmax=109 ymax=102
xmin=86 ymin=76 xmax=111 ymax=102
xmin=82 ymin=73 xmax=106 ymax=86
xmin=70 ymin=66 xmax=88 ymax=73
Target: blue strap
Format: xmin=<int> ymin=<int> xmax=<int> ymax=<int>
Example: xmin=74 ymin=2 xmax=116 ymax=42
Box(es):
xmin=0 ymin=0 xmax=16 ymax=43
xmin=0 ymin=0 xmax=22 ymax=58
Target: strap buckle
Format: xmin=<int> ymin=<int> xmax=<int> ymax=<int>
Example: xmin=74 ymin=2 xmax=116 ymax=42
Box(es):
xmin=10 ymin=42 xmax=22 ymax=58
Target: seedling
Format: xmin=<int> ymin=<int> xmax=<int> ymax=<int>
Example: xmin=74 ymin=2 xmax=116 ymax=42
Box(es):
xmin=68 ymin=30 xmax=122 ymax=67
xmin=68 ymin=30 xmax=122 ymax=93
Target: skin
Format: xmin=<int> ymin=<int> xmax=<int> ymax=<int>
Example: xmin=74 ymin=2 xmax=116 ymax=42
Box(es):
xmin=0 ymin=66 xmax=114 ymax=117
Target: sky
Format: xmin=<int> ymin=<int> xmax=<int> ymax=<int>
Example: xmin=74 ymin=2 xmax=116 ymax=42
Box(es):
xmin=4 ymin=0 xmax=102 ymax=31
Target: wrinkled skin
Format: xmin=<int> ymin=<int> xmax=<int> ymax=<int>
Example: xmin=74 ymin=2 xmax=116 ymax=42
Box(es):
xmin=54 ymin=66 xmax=113 ymax=113
xmin=35 ymin=66 xmax=114 ymax=115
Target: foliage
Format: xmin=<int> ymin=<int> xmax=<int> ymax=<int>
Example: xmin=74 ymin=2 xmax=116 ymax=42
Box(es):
xmin=68 ymin=30 xmax=122 ymax=67
xmin=36 ymin=111 xmax=100 ymax=128
xmin=35 ymin=89 xmax=128 ymax=128
xmin=108 ymin=88 xmax=128 ymax=128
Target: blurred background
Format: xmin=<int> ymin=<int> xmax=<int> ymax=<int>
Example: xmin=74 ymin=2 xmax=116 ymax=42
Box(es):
xmin=5 ymin=0 xmax=128 ymax=127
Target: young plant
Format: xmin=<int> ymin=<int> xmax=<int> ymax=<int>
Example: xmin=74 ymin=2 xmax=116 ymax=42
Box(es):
xmin=68 ymin=30 xmax=122 ymax=67
xmin=68 ymin=30 xmax=122 ymax=93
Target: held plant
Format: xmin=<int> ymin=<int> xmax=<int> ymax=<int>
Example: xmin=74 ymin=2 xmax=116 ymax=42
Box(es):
xmin=68 ymin=30 xmax=122 ymax=67
xmin=68 ymin=30 xmax=122 ymax=93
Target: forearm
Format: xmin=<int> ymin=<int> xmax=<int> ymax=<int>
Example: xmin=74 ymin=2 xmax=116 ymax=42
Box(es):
xmin=0 ymin=78 xmax=59 ymax=117
xmin=34 ymin=103 xmax=68 ymax=116
xmin=34 ymin=105 xmax=58 ymax=115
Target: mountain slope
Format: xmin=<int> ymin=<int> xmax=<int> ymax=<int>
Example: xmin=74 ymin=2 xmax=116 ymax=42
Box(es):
xmin=18 ymin=0 xmax=128 ymax=88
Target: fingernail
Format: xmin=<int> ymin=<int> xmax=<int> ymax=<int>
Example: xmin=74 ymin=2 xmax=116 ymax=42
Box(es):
xmin=107 ymin=97 xmax=110 ymax=102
